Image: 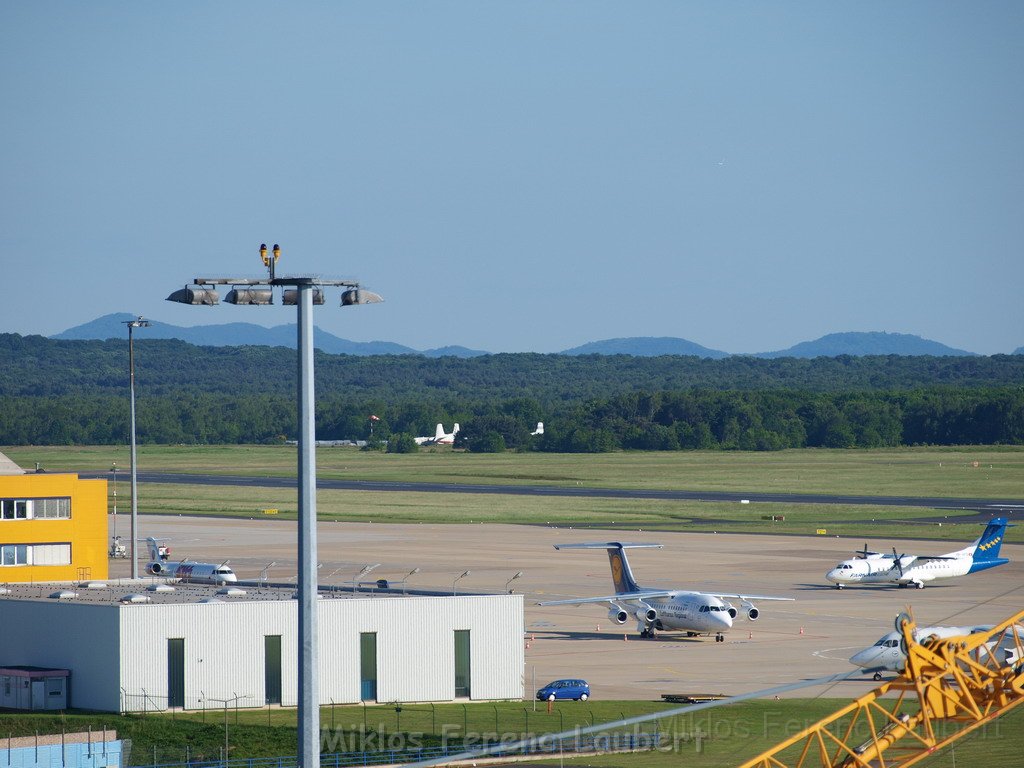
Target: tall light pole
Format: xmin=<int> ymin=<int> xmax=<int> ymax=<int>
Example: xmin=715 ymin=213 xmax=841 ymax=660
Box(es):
xmin=168 ymin=244 xmax=381 ymax=768
xmin=124 ymin=316 xmax=149 ymax=579
xmin=505 ymin=571 xmax=524 ymax=593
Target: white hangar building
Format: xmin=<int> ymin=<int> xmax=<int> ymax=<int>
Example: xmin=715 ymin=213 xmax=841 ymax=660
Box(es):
xmin=0 ymin=583 xmax=523 ymax=712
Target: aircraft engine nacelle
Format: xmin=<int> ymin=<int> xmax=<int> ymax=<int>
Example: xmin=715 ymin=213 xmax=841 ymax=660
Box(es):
xmin=607 ymin=608 xmax=629 ymax=625
xmin=149 ymin=562 xmax=164 ymax=575
xmin=635 ymin=604 xmax=657 ymax=624
xmin=726 ymin=604 xmax=738 ymax=620
xmin=747 ymin=607 xmax=760 ymax=621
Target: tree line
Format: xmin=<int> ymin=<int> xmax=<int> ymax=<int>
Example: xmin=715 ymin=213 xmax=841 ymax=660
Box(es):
xmin=1 ymin=387 xmax=1021 ymax=451
xmin=2 ymin=333 xmax=1021 ymax=450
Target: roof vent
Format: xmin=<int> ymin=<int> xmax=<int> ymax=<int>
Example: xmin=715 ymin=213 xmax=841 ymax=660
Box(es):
xmin=217 ymin=587 xmax=247 ymax=597
xmin=50 ymin=591 xmax=79 ymax=600
xmin=81 ymin=581 xmax=108 ymax=589
xmin=147 ymin=584 xmax=176 ymax=593
xmin=121 ymin=594 xmax=152 ymax=604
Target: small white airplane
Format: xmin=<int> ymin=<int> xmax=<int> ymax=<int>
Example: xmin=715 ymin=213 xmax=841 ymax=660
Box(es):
xmin=539 ymin=542 xmax=794 ymax=642
xmin=850 ymin=622 xmax=1023 ymax=680
xmin=145 ymin=537 xmax=238 ymax=585
xmin=413 ymin=423 xmax=460 ymax=446
xmin=530 ymin=422 xmax=544 ymax=436
xmin=825 ymin=517 xmax=1010 ymax=590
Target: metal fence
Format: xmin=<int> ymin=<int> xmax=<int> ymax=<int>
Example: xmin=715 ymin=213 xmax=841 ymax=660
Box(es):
xmin=129 ymin=732 xmax=662 ymax=768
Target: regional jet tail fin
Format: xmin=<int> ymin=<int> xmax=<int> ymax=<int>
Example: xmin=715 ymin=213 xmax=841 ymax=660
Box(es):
xmin=554 ymin=542 xmax=662 ymax=595
xmin=972 ymin=517 xmax=1011 ymax=563
xmin=145 ymin=536 xmax=165 ymax=562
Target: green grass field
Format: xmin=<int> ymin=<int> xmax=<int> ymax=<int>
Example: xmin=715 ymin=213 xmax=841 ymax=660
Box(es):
xmin=4 ymin=445 xmax=1022 ymax=541
xmin=2 ymin=697 xmax=1021 ymax=767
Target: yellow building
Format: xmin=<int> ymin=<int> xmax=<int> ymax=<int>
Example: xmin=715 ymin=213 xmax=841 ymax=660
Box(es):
xmin=0 ymin=452 xmax=108 ymax=582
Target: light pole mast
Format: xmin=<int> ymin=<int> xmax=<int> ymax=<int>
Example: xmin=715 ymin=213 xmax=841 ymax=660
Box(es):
xmin=167 ymin=245 xmax=382 ymax=768
xmin=124 ymin=316 xmax=149 ymax=579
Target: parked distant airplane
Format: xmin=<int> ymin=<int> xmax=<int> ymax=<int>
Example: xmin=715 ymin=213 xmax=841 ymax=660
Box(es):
xmin=850 ymin=621 xmax=1023 ymax=680
xmin=145 ymin=537 xmax=237 ymax=585
xmin=826 ymin=518 xmax=1010 ymax=590
xmin=413 ymin=423 xmax=460 ymax=446
xmin=531 ymin=422 xmax=544 ymax=436
xmin=539 ymin=542 xmax=794 ymax=642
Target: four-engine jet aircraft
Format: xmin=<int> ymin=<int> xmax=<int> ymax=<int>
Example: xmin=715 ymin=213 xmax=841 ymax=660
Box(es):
xmin=539 ymin=542 xmax=794 ymax=641
xmin=145 ymin=536 xmax=238 ymax=584
xmin=826 ymin=518 xmax=1010 ymax=590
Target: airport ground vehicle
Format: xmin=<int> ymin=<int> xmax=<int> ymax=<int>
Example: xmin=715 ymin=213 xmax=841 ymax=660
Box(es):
xmin=536 ymin=679 xmax=590 ymax=701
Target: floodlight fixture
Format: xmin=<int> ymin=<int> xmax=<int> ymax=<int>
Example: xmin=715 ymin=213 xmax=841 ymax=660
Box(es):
xmin=453 ymin=569 xmax=471 ymax=596
xmin=225 ymin=286 xmax=274 ymax=305
xmin=166 ymin=286 xmax=220 ymax=305
xmin=283 ymin=288 xmax=325 ymax=305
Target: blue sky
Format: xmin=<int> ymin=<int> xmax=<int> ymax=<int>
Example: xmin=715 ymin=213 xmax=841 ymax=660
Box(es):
xmin=2 ymin=2 xmax=1022 ymax=354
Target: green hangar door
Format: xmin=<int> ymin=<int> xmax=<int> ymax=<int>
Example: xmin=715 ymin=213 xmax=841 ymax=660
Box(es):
xmin=265 ymin=636 xmax=282 ymax=705
xmin=360 ymin=633 xmax=378 ymax=701
xmin=454 ymin=630 xmax=471 ymax=698
xmin=167 ymin=638 xmax=185 ymax=708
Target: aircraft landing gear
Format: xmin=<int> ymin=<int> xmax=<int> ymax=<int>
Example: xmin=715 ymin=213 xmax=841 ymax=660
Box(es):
xmin=835 ymin=584 xmax=844 ymax=590
xmin=715 ymin=633 xmax=724 ymax=643
xmin=873 ymin=672 xmax=883 ymax=681
xmin=640 ymin=628 xmax=655 ymax=639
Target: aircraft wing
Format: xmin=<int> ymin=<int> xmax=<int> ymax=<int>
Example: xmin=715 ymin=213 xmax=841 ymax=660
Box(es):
xmin=538 ymin=590 xmax=676 ymax=606
xmin=704 ymin=592 xmax=795 ymax=602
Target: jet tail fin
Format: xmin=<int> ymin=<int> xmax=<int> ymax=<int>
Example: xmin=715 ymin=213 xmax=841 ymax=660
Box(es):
xmin=973 ymin=517 xmax=1011 ymax=562
xmin=145 ymin=536 xmax=162 ymax=562
xmin=554 ymin=542 xmax=662 ymax=595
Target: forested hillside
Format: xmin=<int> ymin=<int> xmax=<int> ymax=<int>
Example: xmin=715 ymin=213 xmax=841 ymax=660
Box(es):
xmin=1 ymin=334 xmax=1022 ymax=450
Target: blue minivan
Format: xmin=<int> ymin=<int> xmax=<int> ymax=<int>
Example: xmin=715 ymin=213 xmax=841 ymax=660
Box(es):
xmin=536 ymin=679 xmax=590 ymax=701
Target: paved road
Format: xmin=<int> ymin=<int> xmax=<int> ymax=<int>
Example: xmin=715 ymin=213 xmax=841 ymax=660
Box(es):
xmin=81 ymin=470 xmax=1024 ymax=511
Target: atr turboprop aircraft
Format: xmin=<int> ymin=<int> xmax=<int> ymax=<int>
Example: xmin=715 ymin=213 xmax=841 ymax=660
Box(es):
xmin=826 ymin=517 xmax=1010 ymax=590
xmin=145 ymin=537 xmax=238 ymax=585
xmin=539 ymin=542 xmax=794 ymax=642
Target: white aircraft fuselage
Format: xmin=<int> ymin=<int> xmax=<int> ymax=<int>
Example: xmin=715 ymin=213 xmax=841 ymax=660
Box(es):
xmin=144 ymin=536 xmax=237 ymax=585
xmin=826 ymin=517 xmax=1010 ymax=589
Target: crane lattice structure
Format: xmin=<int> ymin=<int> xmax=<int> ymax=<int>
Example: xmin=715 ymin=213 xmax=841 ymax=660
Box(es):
xmin=739 ymin=607 xmax=1024 ymax=768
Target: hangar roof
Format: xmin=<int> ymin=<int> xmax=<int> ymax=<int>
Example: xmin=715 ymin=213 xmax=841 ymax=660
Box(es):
xmin=0 ymin=580 xmax=436 ymax=606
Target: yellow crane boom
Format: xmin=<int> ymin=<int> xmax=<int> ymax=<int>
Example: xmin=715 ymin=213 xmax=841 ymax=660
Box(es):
xmin=739 ymin=607 xmax=1024 ymax=768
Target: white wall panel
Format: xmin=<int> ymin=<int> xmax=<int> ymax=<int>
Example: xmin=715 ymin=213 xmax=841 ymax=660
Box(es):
xmin=0 ymin=601 xmax=120 ymax=710
xmin=1 ymin=593 xmax=523 ymax=712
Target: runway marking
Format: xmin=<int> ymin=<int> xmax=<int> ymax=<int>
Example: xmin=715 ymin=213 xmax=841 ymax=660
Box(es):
xmin=813 ymin=646 xmax=863 ymax=662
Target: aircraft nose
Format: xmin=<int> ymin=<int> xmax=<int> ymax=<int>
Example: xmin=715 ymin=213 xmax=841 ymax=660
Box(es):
xmin=716 ymin=611 xmax=732 ymax=629
xmin=826 ymin=569 xmax=842 ymax=583
xmin=849 ymin=649 xmax=877 ymax=669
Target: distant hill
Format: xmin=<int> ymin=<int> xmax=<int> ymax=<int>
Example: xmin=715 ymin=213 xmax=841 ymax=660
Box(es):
xmin=756 ymin=332 xmax=976 ymax=359
xmin=53 ymin=315 xmax=982 ymax=359
xmin=53 ymin=313 xmax=487 ymax=357
xmin=560 ymin=337 xmax=729 ymax=358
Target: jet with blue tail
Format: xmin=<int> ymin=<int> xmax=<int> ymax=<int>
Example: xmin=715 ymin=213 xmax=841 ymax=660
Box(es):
xmin=538 ymin=542 xmax=794 ymax=642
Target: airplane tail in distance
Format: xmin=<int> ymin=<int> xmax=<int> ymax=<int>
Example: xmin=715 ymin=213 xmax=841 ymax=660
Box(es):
xmin=145 ymin=536 xmax=162 ymax=562
xmin=434 ymin=424 xmax=445 ymax=440
xmin=554 ymin=542 xmax=662 ymax=595
xmin=972 ymin=517 xmax=1010 ymax=562
xmin=452 ymin=423 xmax=460 ymax=435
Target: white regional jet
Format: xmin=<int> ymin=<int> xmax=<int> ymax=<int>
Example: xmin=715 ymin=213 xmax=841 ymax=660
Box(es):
xmin=145 ymin=537 xmax=238 ymax=585
xmin=825 ymin=518 xmax=1010 ymax=590
xmin=850 ymin=622 xmax=1023 ymax=680
xmin=539 ymin=542 xmax=794 ymax=642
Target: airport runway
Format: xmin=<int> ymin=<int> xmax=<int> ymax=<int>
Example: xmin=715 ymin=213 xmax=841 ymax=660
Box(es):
xmin=110 ymin=515 xmax=1024 ymax=702
xmin=82 ymin=471 xmax=1024 ymax=511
